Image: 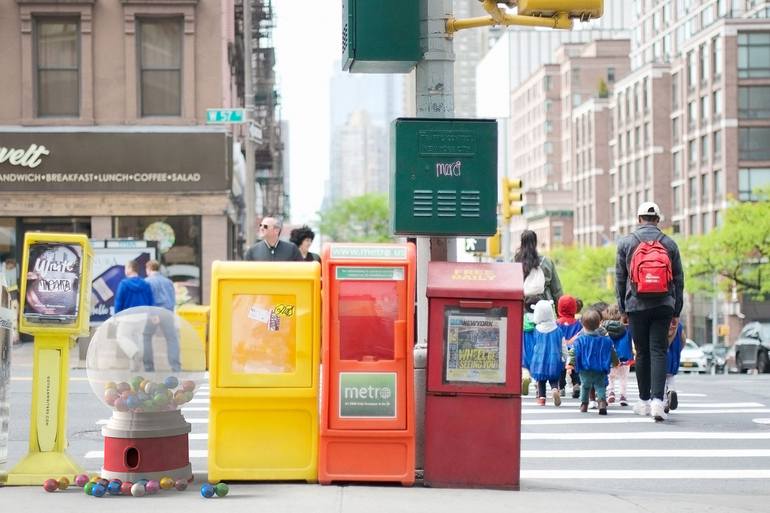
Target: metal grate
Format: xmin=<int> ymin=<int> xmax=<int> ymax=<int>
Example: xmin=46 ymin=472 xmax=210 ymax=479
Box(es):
xmin=460 ymin=190 xmax=481 ymax=217
xmin=436 ymin=190 xmax=458 ymax=218
xmin=342 ymin=23 xmax=348 ymax=53
xmin=412 ymin=190 xmax=433 ymax=217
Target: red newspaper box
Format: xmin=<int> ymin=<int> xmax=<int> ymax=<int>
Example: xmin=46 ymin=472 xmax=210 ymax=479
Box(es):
xmin=424 ymin=262 xmax=523 ymax=489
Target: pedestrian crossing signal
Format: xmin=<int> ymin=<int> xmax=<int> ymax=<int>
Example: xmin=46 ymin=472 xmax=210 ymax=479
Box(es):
xmin=517 ymin=0 xmax=603 ymax=20
xmin=501 ymin=178 xmax=524 ymax=220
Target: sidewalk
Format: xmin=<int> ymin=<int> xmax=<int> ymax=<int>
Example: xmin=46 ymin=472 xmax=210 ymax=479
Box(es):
xmin=0 ymin=482 xmax=767 ymax=512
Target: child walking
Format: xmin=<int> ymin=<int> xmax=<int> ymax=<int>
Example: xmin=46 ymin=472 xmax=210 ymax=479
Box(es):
xmin=529 ymin=300 xmax=564 ymax=406
xmin=557 ymin=295 xmax=582 ymax=398
xmin=569 ymin=309 xmax=614 ymax=415
xmin=603 ymin=304 xmax=633 ymax=406
xmin=521 ymin=297 xmax=539 ymax=395
xmin=665 ymin=320 xmax=686 ymax=413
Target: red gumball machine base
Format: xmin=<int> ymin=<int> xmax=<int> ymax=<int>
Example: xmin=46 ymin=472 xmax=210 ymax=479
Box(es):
xmin=101 ymin=410 xmax=192 ymax=482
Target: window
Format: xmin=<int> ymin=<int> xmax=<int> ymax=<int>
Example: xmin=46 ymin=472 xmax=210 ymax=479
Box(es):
xmin=714 ymin=169 xmax=723 ymax=201
xmin=35 ymin=18 xmax=79 ymax=117
xmin=633 ymin=84 xmax=639 ymax=113
xmin=699 ymin=43 xmax=708 ymax=83
xmin=740 ymin=128 xmax=770 ymax=160
xmin=543 ymin=75 xmax=552 ymax=92
xmin=671 ymin=73 xmax=680 ymax=109
xmin=712 ymin=37 xmax=723 ymax=77
xmin=700 ymin=96 xmax=709 ymax=124
xmin=544 ymin=141 xmax=553 ymax=154
xmin=114 ymin=216 xmax=202 ymax=303
xmin=738 ymin=32 xmax=770 ymax=78
xmin=689 ymin=214 xmax=698 ymax=235
xmin=702 ymin=212 xmax=711 ymax=234
xmin=713 ymin=90 xmax=722 ymax=117
xmin=701 ymin=135 xmax=709 ymax=162
xmin=545 ymin=120 xmax=553 ymax=133
xmin=138 ymin=18 xmax=183 ymax=117
xmin=635 ymin=127 xmax=640 ymax=149
xmin=672 ymin=117 xmax=680 ymax=144
xmin=715 ymin=210 xmax=723 ymax=227
xmin=687 ymin=51 xmax=696 ymax=88
xmin=573 ymin=94 xmax=583 ymax=107
xmin=688 ymin=101 xmax=696 ymax=128
xmin=644 ymin=122 xmax=650 ymax=146
xmin=701 ymin=173 xmax=709 ymax=202
xmin=713 ymin=130 xmax=722 ymax=158
xmin=607 ymin=67 xmax=616 ymax=83
xmin=673 ymin=151 xmax=682 ymax=179
xmin=739 ymin=86 xmax=770 ymax=118
xmin=739 ymin=168 xmax=770 ymax=201
xmin=688 ymin=139 xmax=697 ymax=167
xmin=673 ymin=185 xmax=682 ymax=212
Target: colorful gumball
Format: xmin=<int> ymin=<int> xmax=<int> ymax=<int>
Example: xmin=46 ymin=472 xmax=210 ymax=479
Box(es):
xmin=104 ymin=381 xmax=117 ymax=390
xmin=126 ymin=395 xmax=141 ymax=410
xmin=107 ymin=480 xmax=122 ymax=495
xmin=145 ymin=479 xmax=160 ymax=494
xmin=120 ymin=481 xmax=133 ymax=495
xmin=89 ymin=476 xmax=100 ymax=483
xmin=200 ymin=483 xmax=215 ymax=498
xmin=164 ymin=376 xmax=179 ymax=389
xmin=182 ymin=380 xmax=195 ymax=392
xmin=114 ymin=398 xmax=128 ymax=412
xmin=57 ymin=476 xmax=70 ymax=490
xmin=117 ymin=381 xmax=131 ymax=393
xmin=92 ymin=484 xmax=107 ymax=497
xmin=131 ymin=376 xmax=144 ymax=391
xmin=214 ymin=482 xmax=229 ymax=497
xmin=174 ymin=479 xmax=188 ymax=491
xmin=174 ymin=390 xmax=187 ymax=405
xmin=98 ymin=478 xmax=109 ymax=487
xmin=84 ymin=482 xmax=95 ymax=495
xmin=159 ymin=477 xmax=174 ymax=490
xmin=74 ymin=474 xmax=89 ymax=487
xmin=130 ymin=482 xmax=146 ymax=497
xmin=43 ymin=479 xmax=58 ymax=492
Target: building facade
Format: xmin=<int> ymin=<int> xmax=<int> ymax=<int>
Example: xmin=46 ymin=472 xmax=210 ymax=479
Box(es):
xmin=0 ymin=0 xmax=243 ymax=306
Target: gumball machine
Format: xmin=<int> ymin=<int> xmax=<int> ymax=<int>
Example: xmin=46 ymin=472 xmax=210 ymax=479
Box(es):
xmin=86 ymin=306 xmax=205 ymax=482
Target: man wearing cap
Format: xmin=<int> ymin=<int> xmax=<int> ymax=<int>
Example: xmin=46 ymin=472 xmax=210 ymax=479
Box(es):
xmin=615 ymin=202 xmax=684 ymax=422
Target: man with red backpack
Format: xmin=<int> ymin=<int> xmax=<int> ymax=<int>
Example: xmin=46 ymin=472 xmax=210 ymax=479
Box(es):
xmin=615 ymin=202 xmax=684 ymax=422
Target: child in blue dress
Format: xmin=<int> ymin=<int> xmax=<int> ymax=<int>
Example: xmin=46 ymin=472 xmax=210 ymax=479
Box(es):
xmin=569 ymin=309 xmax=614 ymax=415
xmin=665 ymin=320 xmax=686 ymax=413
xmin=529 ymin=300 xmax=564 ymax=406
xmin=521 ymin=297 xmax=538 ymax=395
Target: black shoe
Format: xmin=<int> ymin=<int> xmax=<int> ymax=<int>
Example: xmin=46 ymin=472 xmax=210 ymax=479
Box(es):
xmin=572 ymin=386 xmax=580 ymax=399
xmin=668 ymin=390 xmax=678 ymax=411
xmin=598 ymin=400 xmax=608 ymax=415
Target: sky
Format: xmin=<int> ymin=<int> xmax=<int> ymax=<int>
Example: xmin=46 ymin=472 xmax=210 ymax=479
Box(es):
xmin=273 ymin=1 xmax=342 ymax=226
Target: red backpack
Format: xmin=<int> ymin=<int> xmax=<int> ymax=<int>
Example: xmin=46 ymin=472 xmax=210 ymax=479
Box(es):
xmin=629 ymin=233 xmax=672 ymax=295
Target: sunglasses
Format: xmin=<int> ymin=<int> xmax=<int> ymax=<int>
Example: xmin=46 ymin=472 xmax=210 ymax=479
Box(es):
xmin=260 ymin=224 xmax=274 ymax=229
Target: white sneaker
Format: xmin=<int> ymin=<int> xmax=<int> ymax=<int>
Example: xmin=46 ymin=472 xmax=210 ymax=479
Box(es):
xmin=651 ymin=398 xmax=667 ymax=422
xmin=551 ymin=388 xmax=562 ymax=407
xmin=633 ymin=400 xmax=651 ymax=416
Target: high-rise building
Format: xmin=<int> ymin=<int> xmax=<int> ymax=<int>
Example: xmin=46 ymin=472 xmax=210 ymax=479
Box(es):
xmin=453 ymin=0 xmax=490 ymax=118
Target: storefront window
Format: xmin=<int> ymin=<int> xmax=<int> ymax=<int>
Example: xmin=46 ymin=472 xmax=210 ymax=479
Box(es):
xmin=0 ymin=219 xmax=18 ymax=297
xmin=113 ymin=216 xmax=201 ymax=305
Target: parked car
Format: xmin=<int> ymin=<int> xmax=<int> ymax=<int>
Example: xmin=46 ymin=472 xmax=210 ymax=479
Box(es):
xmin=679 ymin=339 xmax=709 ymax=374
xmin=734 ymin=321 xmax=770 ymax=374
xmin=700 ymin=343 xmax=729 ymax=374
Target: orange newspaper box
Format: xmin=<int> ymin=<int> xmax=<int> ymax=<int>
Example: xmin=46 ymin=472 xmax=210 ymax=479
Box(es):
xmin=319 ymin=243 xmax=416 ymax=486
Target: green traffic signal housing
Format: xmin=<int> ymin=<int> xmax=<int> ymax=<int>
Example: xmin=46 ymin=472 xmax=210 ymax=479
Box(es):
xmin=501 ymin=177 xmax=524 ymax=220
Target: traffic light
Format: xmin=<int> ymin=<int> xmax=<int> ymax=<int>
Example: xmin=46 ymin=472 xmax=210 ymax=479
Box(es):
xmin=501 ymin=177 xmax=524 ymax=221
xmin=486 ymin=231 xmax=501 ymax=258
xmin=516 ymin=0 xmax=603 ymax=20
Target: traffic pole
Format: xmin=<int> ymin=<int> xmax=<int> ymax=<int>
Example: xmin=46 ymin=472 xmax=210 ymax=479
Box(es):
xmin=414 ymin=0 xmax=454 ymax=476
xmin=243 ymin=0 xmax=256 ymax=249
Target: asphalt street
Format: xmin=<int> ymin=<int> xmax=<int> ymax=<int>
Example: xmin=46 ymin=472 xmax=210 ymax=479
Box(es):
xmin=2 ymin=342 xmax=770 ymax=512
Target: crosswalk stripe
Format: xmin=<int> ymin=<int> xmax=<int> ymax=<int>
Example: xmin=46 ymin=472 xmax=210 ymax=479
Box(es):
xmin=521 ymin=431 xmax=770 ymax=440
xmin=181 ymin=407 xmax=209 ymax=412
xmin=524 ymin=417 xmax=658 ymax=425
xmin=190 ymin=433 xmax=208 ymax=440
xmin=522 ymin=408 xmax=770 ymax=415
xmin=522 ymin=449 xmax=770 ymax=458
xmin=85 ymin=450 xmax=208 ymax=459
xmin=521 ymin=469 xmax=770 ymax=479
xmin=189 ymin=399 xmax=208 ymax=404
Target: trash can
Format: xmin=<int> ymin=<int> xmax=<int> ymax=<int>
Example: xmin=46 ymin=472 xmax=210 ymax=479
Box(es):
xmin=0 ymin=274 xmax=12 ymax=465
xmin=424 ymin=262 xmax=524 ymax=489
xmin=177 ymin=304 xmax=209 ymax=370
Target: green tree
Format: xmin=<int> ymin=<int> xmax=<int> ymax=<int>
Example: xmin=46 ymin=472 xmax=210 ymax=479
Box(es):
xmin=549 ymin=244 xmax=618 ymax=306
xmin=597 ymin=78 xmax=609 ymax=99
xmin=682 ymin=191 xmax=770 ymax=299
xmin=318 ymin=193 xmax=392 ymax=242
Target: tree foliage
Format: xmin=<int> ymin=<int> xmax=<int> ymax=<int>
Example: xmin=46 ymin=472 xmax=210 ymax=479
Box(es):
xmin=549 ymin=244 xmax=618 ymax=306
xmin=682 ymin=192 xmax=770 ymax=299
xmin=317 ymin=193 xmax=392 ymax=243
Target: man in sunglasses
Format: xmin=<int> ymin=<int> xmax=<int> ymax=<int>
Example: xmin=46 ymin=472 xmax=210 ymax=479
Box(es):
xmin=244 ymin=216 xmax=304 ymax=261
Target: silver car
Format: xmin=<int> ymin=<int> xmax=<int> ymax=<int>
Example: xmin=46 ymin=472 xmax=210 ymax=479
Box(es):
xmin=734 ymin=321 xmax=770 ymax=374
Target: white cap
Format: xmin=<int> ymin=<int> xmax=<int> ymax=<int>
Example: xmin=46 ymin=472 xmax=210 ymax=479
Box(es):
xmin=637 ymin=201 xmax=662 ymax=218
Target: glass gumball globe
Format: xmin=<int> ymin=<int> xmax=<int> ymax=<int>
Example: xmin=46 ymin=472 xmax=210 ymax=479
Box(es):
xmin=86 ymin=306 xmax=205 ymax=413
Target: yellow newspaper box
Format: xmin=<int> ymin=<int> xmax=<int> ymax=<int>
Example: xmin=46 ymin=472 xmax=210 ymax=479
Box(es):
xmin=177 ymin=304 xmax=209 ymax=370
xmin=5 ymin=232 xmax=92 ymax=485
xmin=208 ymin=261 xmax=321 ymax=481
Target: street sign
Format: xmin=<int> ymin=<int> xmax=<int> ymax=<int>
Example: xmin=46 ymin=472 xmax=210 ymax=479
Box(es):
xmin=206 ymin=108 xmax=246 ymax=124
